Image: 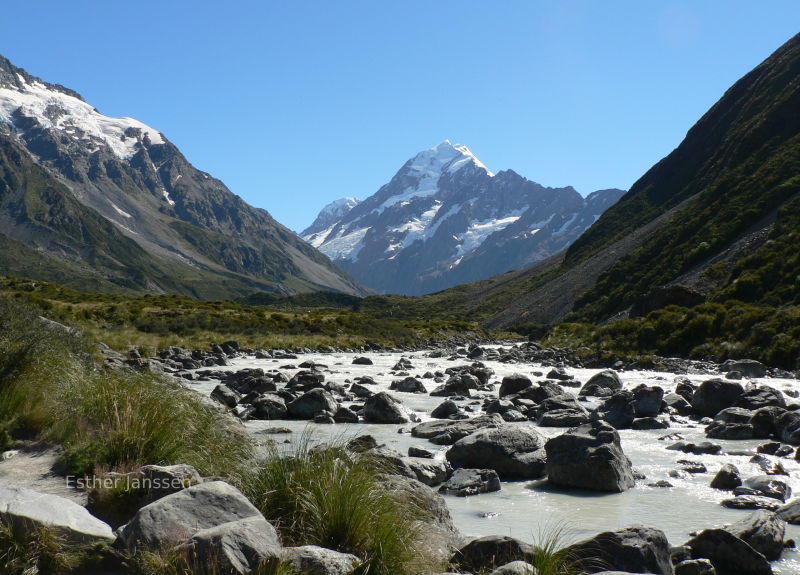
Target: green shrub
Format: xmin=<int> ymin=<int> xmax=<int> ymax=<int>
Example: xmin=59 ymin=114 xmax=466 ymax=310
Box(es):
xmin=241 ymin=437 xmax=425 ymax=575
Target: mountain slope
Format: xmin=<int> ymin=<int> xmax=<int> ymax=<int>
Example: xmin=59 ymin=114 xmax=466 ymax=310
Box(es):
xmin=303 ymin=140 xmax=624 ymax=295
xmin=372 ymin=32 xmax=800 ymax=328
xmin=0 ymin=55 xmax=365 ymax=298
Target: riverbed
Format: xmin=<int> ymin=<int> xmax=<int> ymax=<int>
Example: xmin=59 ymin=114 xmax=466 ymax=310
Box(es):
xmin=185 ymin=345 xmax=800 ymax=573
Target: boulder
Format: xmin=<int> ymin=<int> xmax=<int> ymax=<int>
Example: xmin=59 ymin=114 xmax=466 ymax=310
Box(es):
xmin=724 ymin=509 xmax=785 ymax=560
xmin=776 ymin=411 xmax=800 ymax=445
xmin=691 ymin=379 xmax=744 ymax=418
xmin=286 ymin=370 xmax=325 ymax=391
xmin=490 ymin=561 xmax=537 ymax=575
xmin=252 ymin=394 xmax=288 ymax=420
xmin=412 ymin=414 xmax=504 ymax=445
xmin=499 ymin=374 xmax=533 ymax=397
xmin=631 ymin=417 xmax=669 ymax=430
xmin=674 ymin=559 xmax=716 ymax=575
xmin=282 ymin=545 xmax=359 ymax=575
xmin=751 ymin=407 xmax=785 ymax=439
xmin=430 ymin=375 xmax=477 ymax=398
xmin=538 ymin=408 xmax=592 ymax=427
xmin=705 ymin=421 xmax=754 ymax=440
xmin=446 ymin=427 xmax=547 ymax=480
xmin=722 ymin=496 xmax=781 ymax=511
xmin=390 ymin=377 xmax=427 ymax=394
xmin=352 ymin=357 xmax=373 ymax=365
xmin=564 ymin=525 xmax=673 ymax=575
xmin=119 ymin=481 xmax=264 ymax=550
xmin=439 ymin=468 xmax=502 ymax=497
xmin=178 ymin=516 xmax=281 ymax=574
xmin=777 ymin=498 xmax=800 ymax=524
xmin=333 ymin=406 xmax=359 ymax=423
xmin=724 ymin=359 xmax=767 ymax=379
xmin=545 ymin=421 xmax=635 ymax=492
xmin=579 ymin=370 xmax=622 ymax=397
xmin=710 ymin=464 xmax=742 ymax=490
xmin=737 ymin=387 xmax=786 ymax=410
xmin=450 ymin=535 xmax=536 ymax=573
xmin=592 ymin=391 xmax=635 ymax=429
xmin=632 ymin=384 xmax=664 ymax=417
xmin=364 ymin=392 xmax=411 ymax=424
xmin=685 ymin=529 xmax=772 ymax=575
xmin=210 ymin=384 xmax=240 ymax=408
xmin=0 ymin=487 xmax=114 ymax=543
xmin=664 ymin=393 xmax=693 ymax=415
xmin=287 ymin=389 xmax=338 ymax=420
xmin=431 ymin=400 xmax=462 ymax=419
xmin=742 ymin=475 xmax=791 ymax=501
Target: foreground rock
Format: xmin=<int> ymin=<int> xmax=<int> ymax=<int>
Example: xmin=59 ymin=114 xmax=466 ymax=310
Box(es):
xmin=545 ymin=421 xmax=635 ymax=492
xmin=450 ymin=535 xmax=536 ymax=573
xmin=0 ymin=487 xmax=114 ymax=542
xmin=446 ymin=427 xmax=547 ymax=480
xmin=724 ymin=509 xmax=785 ymax=561
xmin=685 ymin=529 xmax=772 ymax=575
xmin=412 ymin=414 xmax=504 ymax=445
xmin=564 ymin=525 xmax=673 ymax=575
xmin=439 ymin=468 xmax=502 ymax=497
xmin=282 ymin=545 xmax=359 ymax=575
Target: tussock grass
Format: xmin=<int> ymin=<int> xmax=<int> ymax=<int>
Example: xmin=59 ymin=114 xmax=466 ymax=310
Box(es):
xmin=241 ymin=437 xmax=425 ymax=575
xmin=0 ymin=516 xmax=78 ymax=575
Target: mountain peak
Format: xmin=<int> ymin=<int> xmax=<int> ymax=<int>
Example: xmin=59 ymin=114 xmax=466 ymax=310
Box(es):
xmin=409 ymin=140 xmax=494 ymax=178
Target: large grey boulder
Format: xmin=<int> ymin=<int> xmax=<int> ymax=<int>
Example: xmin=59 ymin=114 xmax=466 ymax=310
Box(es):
xmin=282 ymin=545 xmax=359 ymax=575
xmin=446 ymin=427 xmax=547 ymax=480
xmin=674 ymin=559 xmax=715 ymax=575
xmin=287 ymin=388 xmax=338 ymax=420
xmin=412 ymin=413 xmax=504 ymax=445
xmin=564 ymin=525 xmax=673 ymax=575
xmin=592 ymin=391 xmax=635 ymax=429
xmin=119 ymin=481 xmax=263 ymax=549
xmin=691 ymin=379 xmax=744 ymax=418
xmin=737 ymin=387 xmax=786 ymax=410
xmin=178 ymin=516 xmax=281 ymax=574
xmin=450 ymin=535 xmax=536 ymax=573
xmin=439 ymin=468 xmax=501 ymax=497
xmin=0 ymin=487 xmax=114 ymax=542
xmin=685 ymin=529 xmax=772 ymax=575
xmin=364 ymin=392 xmax=411 ymax=423
xmin=545 ymin=420 xmax=635 ymax=492
xmin=724 ymin=509 xmax=785 ymax=561
xmin=499 ymin=374 xmax=533 ymax=397
xmin=632 ymin=384 xmax=664 ymax=417
xmin=724 ymin=359 xmax=767 ymax=379
xmin=579 ymin=370 xmax=622 ymax=397
xmin=252 ymin=393 xmax=288 ymax=420
xmin=710 ymin=464 xmax=742 ymax=490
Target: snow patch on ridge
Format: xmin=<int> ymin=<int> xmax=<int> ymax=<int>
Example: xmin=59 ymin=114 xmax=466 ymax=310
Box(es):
xmin=318 ymin=227 xmax=371 ymax=262
xmin=0 ymin=76 xmax=164 ymax=160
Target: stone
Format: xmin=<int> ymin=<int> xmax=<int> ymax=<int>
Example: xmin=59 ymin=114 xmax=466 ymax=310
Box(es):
xmin=710 ymin=464 xmax=742 ymax=490
xmin=390 ymin=377 xmax=427 ymax=394
xmin=685 ymin=528 xmax=771 ymax=575
xmin=593 ymin=391 xmax=635 ymax=429
xmin=333 ymin=406 xmax=359 ymax=423
xmin=777 ymin=411 xmax=800 ymax=445
xmin=450 ymin=535 xmax=536 ymax=573
xmin=490 ymin=560 xmax=537 ymax=575
xmin=119 ymin=481 xmax=263 ymax=550
xmin=352 ymin=356 xmax=373 ymax=365
xmin=364 ymin=392 xmax=411 ymax=424
xmin=439 ymin=468 xmax=502 ymax=497
xmin=0 ymin=487 xmax=114 ymax=543
xmin=210 ymin=384 xmax=240 ymax=408
xmin=705 ymin=421 xmax=754 ymax=440
xmin=545 ymin=420 xmax=635 ymax=492
xmin=724 ymin=509 xmax=785 ymax=560
xmin=564 ymin=525 xmax=673 ymax=575
xmin=178 ymin=516 xmax=281 ymax=574
xmin=287 ymin=389 xmax=338 ymax=420
xmin=408 ymin=446 xmax=434 ymax=458
xmin=282 ymin=545 xmax=360 ymax=575
xmin=691 ymin=379 xmax=744 ymax=418
xmin=446 ymin=427 xmax=547 ymax=480
xmin=737 ymin=387 xmax=786 ymax=410
xmin=579 ymin=370 xmax=622 ymax=397
xmin=431 ymin=400 xmax=462 ymax=419
xmin=252 ymin=394 xmax=288 ymax=420
xmin=722 ymin=496 xmax=781 ymax=511
xmin=632 ymin=384 xmax=664 ymax=417
xmin=538 ymin=408 xmax=592 ymax=427
xmin=724 ymin=359 xmax=767 ymax=379
xmin=777 ymin=499 xmax=800 ymax=524
xmin=742 ymin=475 xmax=791 ymax=501
xmin=499 ymin=374 xmax=533 ymax=397
xmin=632 ymin=417 xmax=670 ymax=430
xmin=412 ymin=414 xmax=505 ymax=445
xmin=674 ymin=559 xmax=716 ymax=575
xmin=286 ymin=370 xmax=325 ymax=391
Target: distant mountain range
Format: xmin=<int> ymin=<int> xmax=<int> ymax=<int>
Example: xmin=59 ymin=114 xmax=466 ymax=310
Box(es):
xmin=0 ymin=55 xmax=364 ymax=298
xmin=384 ymin=33 xmax=800 ymax=329
xmin=302 ymin=140 xmax=624 ymax=294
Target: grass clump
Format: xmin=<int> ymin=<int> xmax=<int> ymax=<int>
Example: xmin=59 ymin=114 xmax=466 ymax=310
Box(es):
xmin=241 ymin=438 xmax=425 ymax=575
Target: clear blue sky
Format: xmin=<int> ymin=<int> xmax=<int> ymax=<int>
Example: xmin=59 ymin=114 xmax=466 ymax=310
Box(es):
xmin=3 ymin=2 xmax=798 ymax=231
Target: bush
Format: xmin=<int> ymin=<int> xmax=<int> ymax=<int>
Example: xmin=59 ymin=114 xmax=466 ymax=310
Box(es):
xmin=241 ymin=437 xmax=426 ymax=575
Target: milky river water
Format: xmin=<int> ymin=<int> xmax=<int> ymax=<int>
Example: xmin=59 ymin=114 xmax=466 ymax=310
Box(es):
xmin=186 ymin=346 xmax=800 ymax=573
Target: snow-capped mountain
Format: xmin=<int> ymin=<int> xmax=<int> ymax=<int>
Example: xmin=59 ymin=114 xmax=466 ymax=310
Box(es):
xmin=302 ymin=197 xmax=360 ymax=237
xmin=302 ymin=140 xmax=625 ymax=295
xmin=0 ymin=54 xmax=364 ymax=297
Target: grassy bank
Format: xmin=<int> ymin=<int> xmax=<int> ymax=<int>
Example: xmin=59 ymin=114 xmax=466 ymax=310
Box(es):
xmin=0 ymin=276 xmax=496 ymax=352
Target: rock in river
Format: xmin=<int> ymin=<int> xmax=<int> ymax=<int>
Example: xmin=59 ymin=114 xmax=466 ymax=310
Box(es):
xmin=446 ymin=427 xmax=547 ymax=480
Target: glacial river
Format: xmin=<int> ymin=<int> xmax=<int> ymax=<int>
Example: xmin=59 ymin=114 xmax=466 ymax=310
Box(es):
xmin=186 ymin=346 xmax=800 ymax=573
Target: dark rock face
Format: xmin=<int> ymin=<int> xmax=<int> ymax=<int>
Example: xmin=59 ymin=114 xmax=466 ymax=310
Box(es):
xmin=450 ymin=535 xmax=536 ymax=573
xmin=564 ymin=525 xmax=674 ymax=575
xmin=691 ymin=379 xmax=745 ymax=418
xmin=724 ymin=509 xmax=786 ymax=561
xmin=499 ymin=374 xmax=533 ymax=397
xmin=685 ymin=529 xmax=772 ymax=575
xmin=545 ymin=420 xmax=635 ymax=492
xmin=710 ymin=464 xmax=742 ymax=490
xmin=363 ymin=392 xmax=410 ymax=424
xmin=446 ymin=428 xmax=547 ymax=480
xmin=439 ymin=468 xmax=502 ymax=497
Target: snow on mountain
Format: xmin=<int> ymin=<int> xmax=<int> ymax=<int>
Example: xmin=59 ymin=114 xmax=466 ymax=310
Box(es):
xmin=301 ymin=196 xmax=360 ymax=239
xmin=303 ymin=140 xmax=625 ymax=295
